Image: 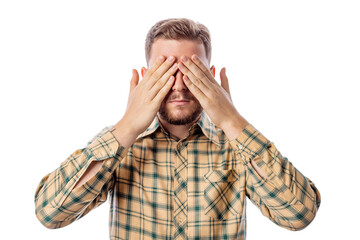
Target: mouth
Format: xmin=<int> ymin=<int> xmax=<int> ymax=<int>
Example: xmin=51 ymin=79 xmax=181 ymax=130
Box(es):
xmin=169 ymin=100 xmax=190 ymax=106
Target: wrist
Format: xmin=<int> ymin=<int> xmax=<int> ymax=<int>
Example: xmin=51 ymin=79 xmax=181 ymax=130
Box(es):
xmin=110 ymin=119 xmax=139 ymax=148
xmin=117 ymin=117 xmax=140 ymax=136
xmin=222 ymin=114 xmax=249 ymax=141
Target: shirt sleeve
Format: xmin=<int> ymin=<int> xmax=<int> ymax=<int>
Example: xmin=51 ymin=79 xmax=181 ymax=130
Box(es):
xmin=34 ymin=125 xmax=129 ymax=229
xmin=228 ymin=124 xmax=321 ymax=231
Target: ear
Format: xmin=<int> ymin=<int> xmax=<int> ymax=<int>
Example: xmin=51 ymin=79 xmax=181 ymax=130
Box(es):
xmin=141 ymin=67 xmax=148 ymax=78
xmin=210 ymin=65 xmax=215 ymax=77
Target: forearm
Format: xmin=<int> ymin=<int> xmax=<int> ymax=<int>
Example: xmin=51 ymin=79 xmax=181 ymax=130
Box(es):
xmin=246 ymin=148 xmax=321 ymax=230
xmin=227 ymin=123 xmax=321 ymax=230
xmin=221 ymin=114 xmax=269 ymax=178
xmin=74 ymin=161 xmax=103 ymax=189
xmin=34 ymin=126 xmax=129 ymax=229
xmin=73 ymin=120 xmax=139 ymax=189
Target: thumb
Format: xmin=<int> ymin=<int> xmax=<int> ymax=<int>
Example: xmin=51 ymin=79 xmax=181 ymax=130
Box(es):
xmin=220 ymin=67 xmax=232 ymax=101
xmin=126 ymin=69 xmax=139 ymax=111
xmin=130 ymin=69 xmax=139 ymax=91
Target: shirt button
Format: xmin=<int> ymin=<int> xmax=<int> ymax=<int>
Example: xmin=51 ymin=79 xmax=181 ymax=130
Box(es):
xmin=106 ymin=160 xmax=112 ymax=167
xmin=238 ymin=144 xmax=243 ymax=150
xmin=176 ymin=175 xmax=182 ymax=182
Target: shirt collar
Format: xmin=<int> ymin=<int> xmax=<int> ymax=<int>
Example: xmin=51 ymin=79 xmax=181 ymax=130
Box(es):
xmin=136 ymin=110 xmax=222 ymax=147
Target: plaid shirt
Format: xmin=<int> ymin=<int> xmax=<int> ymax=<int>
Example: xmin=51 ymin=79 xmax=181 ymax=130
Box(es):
xmin=35 ymin=111 xmax=321 ymax=239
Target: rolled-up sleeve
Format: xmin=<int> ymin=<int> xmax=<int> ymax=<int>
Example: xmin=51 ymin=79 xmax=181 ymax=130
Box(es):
xmin=34 ymin=125 xmax=128 ymax=229
xmin=229 ymin=124 xmax=321 ymax=231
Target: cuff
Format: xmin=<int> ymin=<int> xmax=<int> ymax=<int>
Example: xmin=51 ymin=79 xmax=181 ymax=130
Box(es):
xmin=52 ymin=126 xmax=129 ymax=208
xmin=84 ymin=125 xmax=128 ymax=161
xmin=228 ymin=124 xmax=271 ymax=165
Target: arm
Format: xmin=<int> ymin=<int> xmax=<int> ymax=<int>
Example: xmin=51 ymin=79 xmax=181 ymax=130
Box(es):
xmin=34 ymin=124 xmax=132 ymax=229
xmin=176 ymin=53 xmax=321 ymax=230
xmin=34 ymin=55 xmax=179 ymax=229
xmin=227 ymin=123 xmax=321 ymax=231
xmin=73 ymin=120 xmax=138 ymax=189
xmin=223 ymin=114 xmax=268 ymax=179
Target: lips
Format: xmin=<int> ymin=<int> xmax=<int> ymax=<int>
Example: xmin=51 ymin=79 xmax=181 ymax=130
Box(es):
xmin=169 ymin=97 xmax=191 ymax=102
xmin=169 ymin=100 xmax=190 ymax=106
xmin=169 ymin=100 xmax=190 ymax=103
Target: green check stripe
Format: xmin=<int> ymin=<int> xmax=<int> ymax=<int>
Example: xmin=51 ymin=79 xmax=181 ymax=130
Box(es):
xmin=35 ymin=112 xmax=320 ymax=239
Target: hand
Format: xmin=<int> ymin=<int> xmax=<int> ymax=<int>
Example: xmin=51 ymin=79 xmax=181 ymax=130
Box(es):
xmin=178 ymin=54 xmax=248 ymax=132
xmin=120 ymin=55 xmax=179 ymax=136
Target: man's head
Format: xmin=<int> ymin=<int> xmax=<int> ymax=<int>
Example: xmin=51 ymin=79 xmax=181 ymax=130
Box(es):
xmin=142 ymin=18 xmax=215 ymax=126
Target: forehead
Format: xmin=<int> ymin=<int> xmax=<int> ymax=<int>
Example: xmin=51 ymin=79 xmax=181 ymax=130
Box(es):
xmin=149 ymin=38 xmax=208 ymax=67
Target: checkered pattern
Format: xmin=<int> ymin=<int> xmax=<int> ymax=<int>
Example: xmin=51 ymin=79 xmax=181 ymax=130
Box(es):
xmin=35 ymin=111 xmax=321 ymax=239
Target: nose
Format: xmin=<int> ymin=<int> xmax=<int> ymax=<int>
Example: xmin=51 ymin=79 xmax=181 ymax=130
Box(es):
xmin=171 ymin=68 xmax=188 ymax=92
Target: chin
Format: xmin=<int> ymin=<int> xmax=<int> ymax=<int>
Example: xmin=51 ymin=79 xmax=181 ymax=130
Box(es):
xmin=159 ymin=102 xmax=203 ymax=126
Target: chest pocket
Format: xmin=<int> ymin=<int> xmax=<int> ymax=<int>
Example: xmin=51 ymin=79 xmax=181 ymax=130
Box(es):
xmin=203 ymin=169 xmax=245 ymax=220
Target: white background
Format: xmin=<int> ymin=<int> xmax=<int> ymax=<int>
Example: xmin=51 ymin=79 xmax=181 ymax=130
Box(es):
xmin=1 ymin=0 xmax=359 ymax=239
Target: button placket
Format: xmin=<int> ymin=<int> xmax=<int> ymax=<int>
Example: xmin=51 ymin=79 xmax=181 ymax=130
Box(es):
xmin=173 ymin=141 xmax=188 ymax=240
xmin=177 ymin=215 xmax=185 ymax=224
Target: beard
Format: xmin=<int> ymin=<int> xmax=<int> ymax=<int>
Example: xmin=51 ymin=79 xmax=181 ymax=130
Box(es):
xmin=158 ymin=100 xmax=203 ymax=125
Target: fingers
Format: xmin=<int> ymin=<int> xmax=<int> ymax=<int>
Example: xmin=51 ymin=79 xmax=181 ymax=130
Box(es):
xmin=146 ymin=55 xmax=177 ymax=89
xmin=178 ymin=61 xmax=210 ymax=96
xmin=148 ymin=60 xmax=178 ymax=101
xmin=144 ymin=55 xmax=166 ymax=79
xmin=188 ymin=55 xmax=217 ymax=85
xmin=152 ymin=75 xmax=176 ymax=105
xmin=182 ymin=73 xmax=207 ymax=104
xmin=146 ymin=54 xmax=178 ymax=100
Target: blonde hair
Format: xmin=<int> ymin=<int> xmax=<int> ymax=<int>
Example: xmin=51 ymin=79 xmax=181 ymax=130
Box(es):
xmin=145 ymin=18 xmax=212 ymax=65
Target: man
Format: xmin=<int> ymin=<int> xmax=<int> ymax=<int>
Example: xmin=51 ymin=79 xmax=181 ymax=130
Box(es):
xmin=35 ymin=18 xmax=321 ymax=239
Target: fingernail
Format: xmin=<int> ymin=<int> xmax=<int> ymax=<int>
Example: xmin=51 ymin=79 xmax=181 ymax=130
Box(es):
xmin=192 ymin=55 xmax=198 ymax=61
xmin=158 ymin=56 xmax=164 ymax=61
xmin=168 ymin=56 xmax=174 ymax=62
xmin=182 ymin=56 xmax=188 ymax=62
xmin=172 ymin=63 xmax=178 ymax=69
